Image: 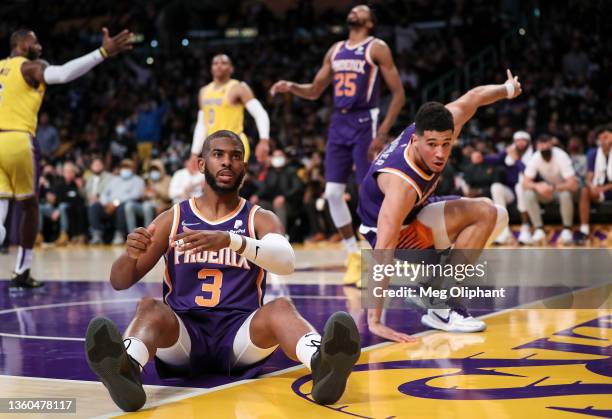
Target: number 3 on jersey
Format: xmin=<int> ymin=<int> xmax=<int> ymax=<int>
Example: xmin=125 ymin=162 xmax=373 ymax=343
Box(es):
xmin=334 ymin=72 xmax=357 ymax=97
xmin=195 ymin=268 xmax=222 ymax=307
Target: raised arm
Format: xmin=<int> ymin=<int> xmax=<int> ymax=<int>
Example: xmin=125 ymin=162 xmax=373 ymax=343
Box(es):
xmin=368 ymin=40 xmax=405 ymax=159
xmin=191 ymin=86 xmax=208 ymax=156
xmin=445 ymin=70 xmax=522 ymax=137
xmin=21 ymin=28 xmax=133 ymax=87
xmin=269 ymin=43 xmax=336 ymax=100
xmin=368 ymin=173 xmax=418 ymax=342
xmin=236 ymin=82 xmax=271 ymax=162
xmin=110 ymin=207 xmax=173 ymax=290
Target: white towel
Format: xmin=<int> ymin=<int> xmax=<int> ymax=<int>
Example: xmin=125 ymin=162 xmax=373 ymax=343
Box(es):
xmin=593 ymin=146 xmax=612 ymax=186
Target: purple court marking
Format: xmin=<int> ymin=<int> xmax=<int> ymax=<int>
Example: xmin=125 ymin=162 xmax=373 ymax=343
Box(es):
xmin=0 ymin=279 xmax=594 ymax=389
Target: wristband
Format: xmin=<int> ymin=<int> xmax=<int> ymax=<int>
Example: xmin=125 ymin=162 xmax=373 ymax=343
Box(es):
xmin=228 ymin=232 xmax=244 ymax=252
xmin=99 ymin=46 xmax=109 ymax=59
xmin=504 ymin=81 xmax=515 ymax=99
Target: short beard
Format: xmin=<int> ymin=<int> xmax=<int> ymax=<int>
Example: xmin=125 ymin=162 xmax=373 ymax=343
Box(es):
xmin=204 ymin=165 xmax=245 ymax=194
xmin=26 ymin=48 xmax=39 ymax=60
xmin=346 ymin=17 xmax=364 ymax=28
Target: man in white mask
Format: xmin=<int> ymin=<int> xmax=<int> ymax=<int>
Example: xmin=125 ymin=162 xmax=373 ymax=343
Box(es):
xmin=89 ymin=159 xmax=145 ymax=245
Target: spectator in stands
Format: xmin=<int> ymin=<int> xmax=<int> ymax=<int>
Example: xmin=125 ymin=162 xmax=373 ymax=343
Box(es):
xmin=36 ymin=112 xmax=60 ymax=159
xmin=133 ymin=95 xmax=168 ymax=163
xmin=486 ymin=131 xmax=534 ymax=244
xmin=303 ymin=152 xmax=334 ymax=242
xmin=106 ymin=122 xmax=137 ymax=170
xmin=125 ymin=159 xmax=171 ymax=232
xmin=462 ymin=149 xmax=504 ymax=199
xmin=523 ymin=134 xmax=578 ymax=245
xmin=83 ymin=157 xmax=113 ymax=210
xmin=169 ymin=154 xmax=205 ymax=203
xmin=251 ymin=149 xmax=304 ymax=231
xmin=568 ymin=136 xmax=587 ymax=184
xmin=577 ymin=124 xmax=612 ymax=244
xmin=53 ymin=162 xmax=87 ymax=245
xmin=89 ymin=159 xmax=145 ymax=245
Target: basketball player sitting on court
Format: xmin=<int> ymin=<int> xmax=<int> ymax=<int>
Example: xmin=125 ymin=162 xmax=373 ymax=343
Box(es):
xmin=358 ymin=70 xmax=522 ymax=342
xmin=85 ymin=130 xmax=361 ymax=412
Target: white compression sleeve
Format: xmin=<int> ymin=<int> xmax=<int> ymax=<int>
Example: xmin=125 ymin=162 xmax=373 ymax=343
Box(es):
xmin=229 ymin=232 xmax=295 ymax=275
xmin=245 ymin=99 xmax=270 ymax=140
xmin=191 ymin=110 xmax=207 ymax=155
xmin=43 ymin=49 xmax=105 ymax=84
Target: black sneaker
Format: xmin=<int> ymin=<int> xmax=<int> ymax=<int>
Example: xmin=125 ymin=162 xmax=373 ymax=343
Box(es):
xmin=575 ymin=231 xmax=589 ymax=246
xmin=310 ymin=311 xmax=361 ymax=405
xmin=9 ymin=269 xmax=44 ymax=289
xmin=85 ymin=317 xmax=146 ymax=412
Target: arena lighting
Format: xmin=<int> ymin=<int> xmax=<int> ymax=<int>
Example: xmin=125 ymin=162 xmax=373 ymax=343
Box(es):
xmin=150 ymin=39 xmax=158 ymax=48
xmin=146 ymin=56 xmax=154 ymax=65
xmin=181 ymin=38 xmax=189 ymax=47
xmin=330 ymin=25 xmax=343 ymax=34
xmin=224 ymin=27 xmax=258 ymax=38
xmin=519 ymin=28 xmax=526 ymax=36
xmin=132 ymin=33 xmax=145 ymax=43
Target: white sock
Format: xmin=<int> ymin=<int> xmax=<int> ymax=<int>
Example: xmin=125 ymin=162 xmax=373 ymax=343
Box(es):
xmin=15 ymin=247 xmax=33 ymax=274
xmin=342 ymin=236 xmax=359 ymax=253
xmin=295 ymin=332 xmax=321 ymax=371
xmin=0 ymin=224 xmax=5 ymax=245
xmin=580 ymin=224 xmax=589 ymax=235
xmin=124 ymin=337 xmax=149 ymax=370
xmin=0 ymin=200 xmax=7 ymax=244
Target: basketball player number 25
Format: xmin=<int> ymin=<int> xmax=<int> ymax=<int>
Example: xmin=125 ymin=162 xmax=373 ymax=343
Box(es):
xmin=195 ymin=268 xmax=223 ymax=307
xmin=334 ymin=73 xmax=357 ymax=97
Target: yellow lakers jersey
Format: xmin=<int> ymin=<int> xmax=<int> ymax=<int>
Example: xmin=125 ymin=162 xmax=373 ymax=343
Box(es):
xmin=0 ymin=56 xmax=45 ymax=136
xmin=201 ymin=79 xmax=244 ymax=135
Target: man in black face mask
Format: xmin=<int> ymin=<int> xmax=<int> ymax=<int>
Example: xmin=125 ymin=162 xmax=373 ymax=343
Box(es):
xmin=523 ymin=134 xmax=578 ymax=245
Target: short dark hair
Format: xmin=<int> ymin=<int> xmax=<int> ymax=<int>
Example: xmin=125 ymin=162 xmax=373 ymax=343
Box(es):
xmin=537 ymin=133 xmax=552 ymax=143
xmin=10 ymin=29 xmax=32 ymax=50
xmin=202 ymin=130 xmax=244 ymax=157
xmin=595 ymin=123 xmax=612 ymax=137
xmin=414 ymin=102 xmax=454 ymax=135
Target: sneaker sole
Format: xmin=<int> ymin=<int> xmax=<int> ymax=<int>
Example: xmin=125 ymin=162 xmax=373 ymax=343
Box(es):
xmin=421 ymin=314 xmax=486 ymax=333
xmin=311 ymin=311 xmax=361 ymax=405
xmin=85 ymin=317 xmax=146 ymax=412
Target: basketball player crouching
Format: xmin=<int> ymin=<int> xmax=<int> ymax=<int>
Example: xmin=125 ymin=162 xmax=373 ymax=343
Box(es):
xmin=85 ymin=130 xmax=361 ymax=411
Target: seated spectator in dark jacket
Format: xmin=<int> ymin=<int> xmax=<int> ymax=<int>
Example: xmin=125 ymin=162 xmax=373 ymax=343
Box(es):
xmin=251 ymin=150 xmax=304 ymax=231
xmin=462 ymin=150 xmax=504 ymax=198
xmin=39 ymin=162 xmax=87 ymax=245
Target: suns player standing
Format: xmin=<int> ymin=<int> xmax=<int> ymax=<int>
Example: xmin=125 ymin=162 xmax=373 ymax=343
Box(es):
xmin=190 ymin=54 xmax=270 ymax=163
xmin=86 ymin=130 xmax=361 ymax=412
xmin=270 ymin=5 xmax=405 ymax=286
xmin=0 ymin=28 xmax=132 ymax=288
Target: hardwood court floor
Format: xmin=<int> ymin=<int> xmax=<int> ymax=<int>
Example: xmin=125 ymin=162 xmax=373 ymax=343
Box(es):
xmin=0 ymin=245 xmax=610 ymax=418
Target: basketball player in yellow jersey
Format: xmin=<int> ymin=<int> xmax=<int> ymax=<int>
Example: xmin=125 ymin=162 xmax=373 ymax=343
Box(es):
xmin=0 ymin=28 xmax=133 ymax=288
xmin=191 ymin=54 xmax=270 ymax=163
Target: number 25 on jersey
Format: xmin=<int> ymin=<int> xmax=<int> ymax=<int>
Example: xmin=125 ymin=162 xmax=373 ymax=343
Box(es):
xmin=334 ymin=72 xmax=357 ymax=97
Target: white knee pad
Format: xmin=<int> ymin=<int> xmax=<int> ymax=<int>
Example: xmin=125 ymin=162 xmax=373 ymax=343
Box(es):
xmin=324 ymin=182 xmax=352 ymax=228
xmin=487 ymin=204 xmax=509 ymax=246
xmin=0 ymin=200 xmax=8 ymax=244
xmin=231 ymin=310 xmax=278 ymax=368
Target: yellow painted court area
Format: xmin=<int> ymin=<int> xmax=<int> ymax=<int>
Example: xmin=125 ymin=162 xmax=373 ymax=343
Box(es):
xmin=124 ymin=288 xmax=611 ymax=419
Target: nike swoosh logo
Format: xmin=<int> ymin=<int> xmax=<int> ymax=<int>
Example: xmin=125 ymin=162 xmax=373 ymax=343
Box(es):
xmin=433 ymin=312 xmax=450 ymax=324
xmin=255 ymin=246 xmax=260 ymax=259
xmin=182 ymin=222 xmax=201 ymax=227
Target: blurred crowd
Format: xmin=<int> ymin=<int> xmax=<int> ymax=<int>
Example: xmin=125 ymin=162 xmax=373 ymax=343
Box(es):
xmin=0 ymin=0 xmax=610 ymax=247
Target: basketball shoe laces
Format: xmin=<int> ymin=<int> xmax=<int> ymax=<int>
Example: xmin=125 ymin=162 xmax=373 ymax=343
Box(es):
xmin=123 ymin=338 xmax=146 ymax=372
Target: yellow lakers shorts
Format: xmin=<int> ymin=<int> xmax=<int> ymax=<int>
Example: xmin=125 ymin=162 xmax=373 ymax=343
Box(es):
xmin=0 ymin=131 xmax=37 ymax=200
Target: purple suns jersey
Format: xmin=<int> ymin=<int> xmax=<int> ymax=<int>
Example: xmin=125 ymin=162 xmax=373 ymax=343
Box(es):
xmin=163 ymin=198 xmax=266 ymax=315
xmin=358 ymin=123 xmax=443 ymax=228
xmin=331 ymin=36 xmax=381 ymax=111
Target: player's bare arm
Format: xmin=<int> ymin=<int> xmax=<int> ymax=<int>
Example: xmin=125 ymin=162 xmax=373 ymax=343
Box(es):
xmin=234 ymin=81 xmax=271 ymax=161
xmin=367 ymin=173 xmax=419 ymax=343
xmin=109 ymin=209 xmax=173 ymax=290
xmin=368 ymin=40 xmax=406 ymax=160
xmin=21 ymin=27 xmax=133 ymax=87
xmin=446 ymin=69 xmax=522 ymax=137
xmin=269 ymin=43 xmax=336 ymax=100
